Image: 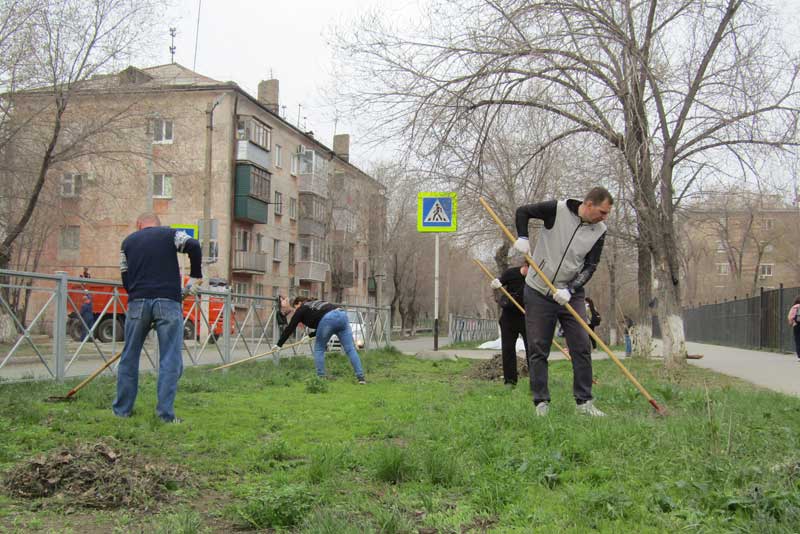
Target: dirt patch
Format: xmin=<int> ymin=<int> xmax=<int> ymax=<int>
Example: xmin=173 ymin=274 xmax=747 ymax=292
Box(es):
xmin=3 ymin=441 xmax=191 ymax=510
xmin=467 ymin=353 xmax=528 ymax=381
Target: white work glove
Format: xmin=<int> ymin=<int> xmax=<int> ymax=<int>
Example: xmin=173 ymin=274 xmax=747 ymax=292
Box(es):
xmin=513 ymin=237 xmax=530 ymax=255
xmin=490 ymin=278 xmax=502 ymax=289
xmin=186 ymin=277 xmax=203 ymax=296
xmin=553 ymin=288 xmax=572 ymax=306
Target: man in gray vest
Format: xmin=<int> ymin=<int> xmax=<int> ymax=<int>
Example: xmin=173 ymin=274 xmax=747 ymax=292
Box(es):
xmin=513 ymin=187 xmax=612 ymax=417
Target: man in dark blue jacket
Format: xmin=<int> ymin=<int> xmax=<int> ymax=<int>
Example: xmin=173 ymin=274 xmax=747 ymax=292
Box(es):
xmin=112 ymin=213 xmax=202 ymax=423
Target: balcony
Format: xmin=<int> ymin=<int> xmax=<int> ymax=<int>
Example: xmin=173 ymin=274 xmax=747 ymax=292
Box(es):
xmin=235 ymin=196 xmax=268 ymax=224
xmin=234 ymin=164 xmax=270 ymax=223
xmin=237 ymin=140 xmax=271 ymax=169
xmin=296 ymin=260 xmax=329 ymax=282
xmin=368 ymin=276 xmax=377 ymax=293
xmin=232 ymin=251 xmax=268 ymax=274
xmin=297 ymin=149 xmax=328 ymax=198
xmin=298 ymin=216 xmax=325 ymax=238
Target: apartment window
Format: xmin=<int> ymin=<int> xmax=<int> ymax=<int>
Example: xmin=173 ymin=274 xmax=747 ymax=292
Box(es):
xmin=275 ymin=144 xmax=282 ymax=167
xmin=759 ymin=264 xmax=774 ymax=277
xmin=290 ymin=152 xmax=299 ymax=175
xmin=236 ymin=229 xmax=251 ymax=252
xmin=59 ymin=226 xmax=80 ymax=250
xmin=273 ymin=239 xmax=282 ymax=262
xmin=272 ymin=286 xmax=280 ymax=297
xmin=362 ymin=261 xmax=368 ymax=281
xmin=60 ymin=173 xmax=84 ymax=198
xmin=716 ymin=263 xmax=729 ymax=275
xmin=151 ymin=118 xmax=173 ymax=143
xmin=255 ymin=283 xmax=264 ymax=297
xmin=354 ymin=259 xmax=359 ymax=279
xmin=289 ymin=197 xmax=297 ymax=220
xmin=715 ymin=240 xmax=726 ymax=253
xmin=763 ymin=218 xmax=775 ymax=230
xmin=237 ymin=117 xmax=271 ymax=150
xmin=256 ymin=233 xmax=265 ymax=253
xmin=152 ymin=173 xmax=173 ymax=199
xmin=274 ymin=191 xmax=283 ymax=216
xmin=764 ymin=244 xmax=775 ymax=253
xmin=249 ymin=166 xmax=271 ymax=202
xmin=288 ymin=243 xmax=296 ymax=266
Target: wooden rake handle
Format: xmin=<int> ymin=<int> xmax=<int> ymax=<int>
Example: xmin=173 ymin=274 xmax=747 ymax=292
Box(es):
xmin=65 ymin=351 xmax=123 ymax=398
xmin=211 ymin=337 xmax=308 ymax=371
xmin=478 ymin=197 xmax=664 ymax=414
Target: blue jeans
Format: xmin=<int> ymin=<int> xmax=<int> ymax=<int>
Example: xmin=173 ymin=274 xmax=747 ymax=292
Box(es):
xmin=313 ymin=309 xmax=365 ymax=379
xmin=113 ymin=298 xmax=184 ymax=421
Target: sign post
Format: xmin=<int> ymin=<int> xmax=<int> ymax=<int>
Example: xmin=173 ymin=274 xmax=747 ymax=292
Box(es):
xmin=417 ymin=192 xmax=457 ymax=350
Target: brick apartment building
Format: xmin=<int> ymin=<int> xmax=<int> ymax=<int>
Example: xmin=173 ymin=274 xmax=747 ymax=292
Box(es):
xmin=679 ymin=194 xmax=800 ymax=305
xmin=6 ymin=63 xmax=386 ymax=310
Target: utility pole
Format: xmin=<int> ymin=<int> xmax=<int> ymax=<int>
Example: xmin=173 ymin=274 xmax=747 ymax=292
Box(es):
xmin=203 ymin=94 xmax=226 ymax=261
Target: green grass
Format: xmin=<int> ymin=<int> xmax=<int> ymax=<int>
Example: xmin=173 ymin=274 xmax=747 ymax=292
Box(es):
xmin=1 ymin=347 xmax=799 ymax=533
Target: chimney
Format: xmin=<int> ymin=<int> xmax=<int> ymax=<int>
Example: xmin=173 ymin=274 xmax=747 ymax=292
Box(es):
xmin=257 ymin=79 xmax=279 ymax=113
xmin=333 ymin=133 xmax=350 ymax=162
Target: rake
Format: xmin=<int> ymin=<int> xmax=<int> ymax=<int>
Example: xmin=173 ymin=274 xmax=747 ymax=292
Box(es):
xmin=45 ymin=351 xmax=122 ymax=402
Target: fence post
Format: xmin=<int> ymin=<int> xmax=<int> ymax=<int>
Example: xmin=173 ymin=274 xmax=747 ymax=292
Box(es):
xmin=222 ymin=289 xmax=232 ymax=365
xmin=53 ymin=271 xmax=68 ymax=381
xmin=759 ymin=286 xmax=765 ymax=349
xmin=779 ymin=283 xmax=784 ymax=352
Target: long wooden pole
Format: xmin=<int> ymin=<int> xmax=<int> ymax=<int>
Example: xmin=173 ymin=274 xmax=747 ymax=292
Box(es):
xmin=473 ymin=259 xmax=572 ymax=360
xmin=58 ymin=351 xmax=122 ymax=399
xmin=211 ymin=338 xmax=308 ymax=371
xmin=479 ymin=197 xmax=665 ymax=415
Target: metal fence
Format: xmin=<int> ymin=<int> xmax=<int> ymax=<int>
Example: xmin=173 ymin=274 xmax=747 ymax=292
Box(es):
xmin=447 ymin=313 xmax=498 ymax=343
xmin=0 ymin=269 xmax=391 ymax=382
xmin=681 ymin=284 xmax=800 ymax=352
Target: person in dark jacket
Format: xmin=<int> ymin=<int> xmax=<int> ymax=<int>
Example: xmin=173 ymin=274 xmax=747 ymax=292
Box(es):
xmin=112 ymin=212 xmax=202 ymax=423
xmin=585 ymin=297 xmax=601 ymax=349
xmin=513 ymin=187 xmax=612 ymax=417
xmin=79 ymin=294 xmax=95 ymax=341
xmin=490 ymin=261 xmax=529 ymax=385
xmin=276 ymin=296 xmax=366 ymax=383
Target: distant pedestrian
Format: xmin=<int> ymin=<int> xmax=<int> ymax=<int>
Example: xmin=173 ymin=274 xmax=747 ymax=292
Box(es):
xmin=787 ymin=297 xmax=800 ymax=361
xmin=585 ymin=297 xmax=601 ymax=349
xmin=79 ymin=294 xmax=95 ymax=341
xmin=623 ymin=316 xmax=633 ymax=357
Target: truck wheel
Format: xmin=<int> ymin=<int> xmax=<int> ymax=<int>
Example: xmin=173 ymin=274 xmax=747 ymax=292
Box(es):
xmin=67 ymin=317 xmax=83 ymax=342
xmin=97 ymin=317 xmax=124 ymax=343
xmin=183 ymin=319 xmax=196 ymax=340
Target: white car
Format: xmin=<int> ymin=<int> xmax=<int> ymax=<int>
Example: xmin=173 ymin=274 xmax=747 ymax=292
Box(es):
xmin=328 ymin=310 xmax=366 ymax=351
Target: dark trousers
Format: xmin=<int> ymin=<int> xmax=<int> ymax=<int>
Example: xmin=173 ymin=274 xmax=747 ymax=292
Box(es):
xmin=499 ymin=309 xmax=528 ymax=384
xmin=524 ymin=285 xmax=593 ymax=404
xmin=794 ymin=324 xmax=800 ymax=358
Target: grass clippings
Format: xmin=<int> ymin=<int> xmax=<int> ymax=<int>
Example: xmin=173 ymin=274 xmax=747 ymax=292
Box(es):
xmin=3 ymin=440 xmax=190 ymax=509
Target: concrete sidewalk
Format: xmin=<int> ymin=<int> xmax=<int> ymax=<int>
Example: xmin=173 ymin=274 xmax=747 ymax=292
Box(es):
xmin=676 ymin=341 xmax=800 ymax=396
xmin=393 ymin=337 xmax=800 ymax=397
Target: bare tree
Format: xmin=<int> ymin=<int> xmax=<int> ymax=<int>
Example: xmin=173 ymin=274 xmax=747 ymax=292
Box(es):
xmin=0 ymin=0 xmax=164 ymax=270
xmin=336 ymin=0 xmax=800 ymax=366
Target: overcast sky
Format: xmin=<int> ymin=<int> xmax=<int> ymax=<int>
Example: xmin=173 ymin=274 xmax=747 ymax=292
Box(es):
xmin=155 ymin=0 xmax=800 ymax=174
xmin=158 ymin=0 xmax=422 ymax=169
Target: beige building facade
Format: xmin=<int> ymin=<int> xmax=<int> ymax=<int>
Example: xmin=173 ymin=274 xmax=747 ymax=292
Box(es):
xmin=11 ymin=64 xmax=385 ymax=310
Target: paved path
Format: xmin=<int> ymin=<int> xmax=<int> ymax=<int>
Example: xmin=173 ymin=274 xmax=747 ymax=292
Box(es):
xmin=394 ymin=337 xmax=800 ymax=397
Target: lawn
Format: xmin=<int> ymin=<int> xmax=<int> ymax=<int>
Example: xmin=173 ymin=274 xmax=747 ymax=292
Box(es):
xmin=1 ymin=348 xmax=799 ymax=533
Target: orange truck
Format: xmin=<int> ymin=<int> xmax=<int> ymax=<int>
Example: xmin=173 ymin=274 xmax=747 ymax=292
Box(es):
xmin=66 ymin=277 xmax=229 ymax=343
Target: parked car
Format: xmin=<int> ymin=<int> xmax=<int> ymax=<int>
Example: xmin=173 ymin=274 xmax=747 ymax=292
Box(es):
xmin=66 ymin=276 xmax=230 ymax=343
xmin=328 ymin=310 xmax=366 ymax=351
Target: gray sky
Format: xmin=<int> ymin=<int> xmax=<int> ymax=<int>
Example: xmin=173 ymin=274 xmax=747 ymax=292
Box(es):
xmin=160 ymin=0 xmax=419 ymax=170
xmin=156 ymin=0 xmax=800 ymax=175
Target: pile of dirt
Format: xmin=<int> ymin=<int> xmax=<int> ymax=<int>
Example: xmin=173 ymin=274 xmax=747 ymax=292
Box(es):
xmin=468 ymin=353 xmax=528 ymax=381
xmin=3 ymin=441 xmax=191 ymax=509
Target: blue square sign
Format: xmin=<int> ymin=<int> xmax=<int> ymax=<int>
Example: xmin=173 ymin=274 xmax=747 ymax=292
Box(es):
xmin=418 ymin=192 xmax=457 ymax=232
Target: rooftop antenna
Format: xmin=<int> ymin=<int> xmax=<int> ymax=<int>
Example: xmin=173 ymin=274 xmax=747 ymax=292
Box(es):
xmin=333 ymin=115 xmax=339 ymax=136
xmin=192 ymin=0 xmax=202 ymax=71
xmin=281 ymin=105 xmax=287 ymax=119
xmin=169 ymin=27 xmax=177 ymax=64
xmin=296 ymin=104 xmax=302 ymax=127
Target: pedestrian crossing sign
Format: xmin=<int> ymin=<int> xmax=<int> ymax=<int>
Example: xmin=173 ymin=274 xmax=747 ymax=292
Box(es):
xmin=417 ymin=192 xmax=457 ymax=232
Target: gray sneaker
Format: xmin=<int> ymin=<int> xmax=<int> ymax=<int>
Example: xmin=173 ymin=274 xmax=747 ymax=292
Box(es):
xmin=535 ymin=402 xmax=550 ymax=417
xmin=576 ymin=400 xmax=606 ymax=417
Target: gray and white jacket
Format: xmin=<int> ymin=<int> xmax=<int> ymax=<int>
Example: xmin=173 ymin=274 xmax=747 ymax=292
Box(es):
xmin=515 ymin=199 xmax=606 ymax=297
